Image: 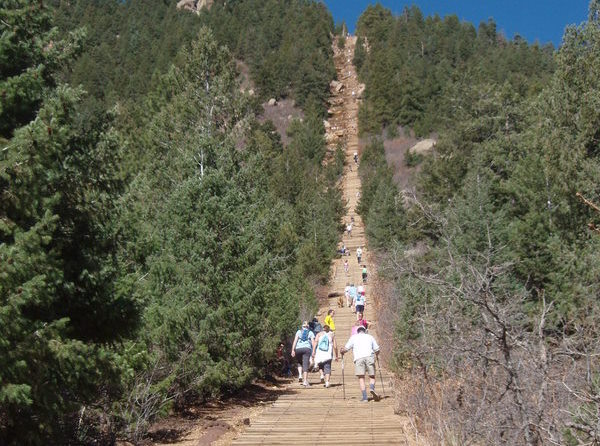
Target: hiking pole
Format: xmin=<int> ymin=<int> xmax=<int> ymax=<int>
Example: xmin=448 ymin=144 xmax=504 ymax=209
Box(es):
xmin=376 ymin=355 xmax=386 ymax=398
xmin=341 ymin=354 xmax=346 ymax=400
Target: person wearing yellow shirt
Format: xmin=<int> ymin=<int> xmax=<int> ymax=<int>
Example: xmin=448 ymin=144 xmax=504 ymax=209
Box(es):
xmin=324 ymin=309 xmax=336 ymax=332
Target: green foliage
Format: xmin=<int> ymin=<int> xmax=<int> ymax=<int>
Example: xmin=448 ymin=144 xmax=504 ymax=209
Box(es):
xmin=200 ymin=0 xmax=335 ymax=112
xmin=112 ymin=28 xmax=341 ymax=438
xmin=53 ymin=0 xmax=200 ymax=109
xmin=355 ymin=4 xmax=555 ymax=136
xmin=356 ymin=139 xmax=406 ymax=247
xmin=356 ymin=2 xmax=600 ymax=441
xmin=0 ymin=85 xmax=137 ymax=444
xmin=0 ymin=0 xmax=84 ymax=138
xmin=54 ymin=0 xmax=335 ymax=118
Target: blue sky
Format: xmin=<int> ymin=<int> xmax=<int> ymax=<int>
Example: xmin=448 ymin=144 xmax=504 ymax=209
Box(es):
xmin=324 ymin=1 xmax=591 ymax=47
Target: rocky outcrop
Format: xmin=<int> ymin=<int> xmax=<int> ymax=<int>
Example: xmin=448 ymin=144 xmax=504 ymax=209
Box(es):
xmin=408 ymin=139 xmax=436 ymax=155
xmin=356 ymin=83 xmax=366 ymax=98
xmin=176 ymin=0 xmax=213 ymax=13
xmin=330 ymin=80 xmax=345 ymax=93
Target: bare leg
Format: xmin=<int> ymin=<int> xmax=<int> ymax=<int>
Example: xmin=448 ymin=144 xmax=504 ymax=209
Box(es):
xmin=358 ymin=376 xmax=366 ymax=392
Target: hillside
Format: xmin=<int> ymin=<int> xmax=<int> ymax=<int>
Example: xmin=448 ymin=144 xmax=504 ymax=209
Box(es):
xmin=2 ymin=1 xmax=600 ymax=445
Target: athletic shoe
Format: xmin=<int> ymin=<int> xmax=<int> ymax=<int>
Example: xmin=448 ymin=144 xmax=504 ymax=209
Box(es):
xmin=359 ymin=398 xmax=369 ymax=403
xmin=320 ymin=376 xmax=325 ymax=383
xmin=302 ymin=381 xmax=311 ymax=387
xmin=298 ymin=376 xmax=302 ymax=382
xmin=370 ymin=389 xmax=381 ymax=401
xmin=325 ymin=382 xmax=330 ymax=388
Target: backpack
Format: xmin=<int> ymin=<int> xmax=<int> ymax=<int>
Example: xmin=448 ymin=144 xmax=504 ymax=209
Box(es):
xmin=318 ymin=334 xmax=330 ymax=351
xmin=313 ymin=322 xmax=322 ymax=334
xmin=300 ymin=328 xmax=310 ymax=342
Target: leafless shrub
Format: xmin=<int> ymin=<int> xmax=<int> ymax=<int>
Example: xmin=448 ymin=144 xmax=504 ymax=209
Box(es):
xmin=376 ymin=193 xmax=600 ymax=445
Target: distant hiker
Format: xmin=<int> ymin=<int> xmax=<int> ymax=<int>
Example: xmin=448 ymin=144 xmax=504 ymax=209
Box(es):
xmin=356 ymin=247 xmax=363 ymax=264
xmin=356 ymin=191 xmax=361 ymax=199
xmin=310 ymin=317 xmax=323 ymax=335
xmin=344 ymin=283 xmax=352 ymax=308
xmin=357 ymin=284 xmax=365 ymax=298
xmin=354 ymin=152 xmax=358 ymax=164
xmin=362 ymin=265 xmax=368 ymax=284
xmin=348 ymin=283 xmax=358 ymax=312
xmin=341 ymin=325 xmax=381 ymax=402
xmin=277 ymin=343 xmax=291 ymax=377
xmin=346 ymin=222 xmax=352 ymax=237
xmin=291 ymin=321 xmax=315 ymax=386
xmin=337 ymin=244 xmax=350 ymax=256
xmin=324 ymin=309 xmax=336 ymax=332
xmin=312 ymin=324 xmax=338 ymax=388
xmin=355 ymin=289 xmax=366 ymax=319
xmin=344 ymin=259 xmax=349 ymax=274
xmin=351 ymin=313 xmax=369 ymax=336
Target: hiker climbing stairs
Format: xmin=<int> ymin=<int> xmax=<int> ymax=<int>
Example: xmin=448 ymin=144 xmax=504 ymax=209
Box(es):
xmin=231 ymin=36 xmax=415 ymax=446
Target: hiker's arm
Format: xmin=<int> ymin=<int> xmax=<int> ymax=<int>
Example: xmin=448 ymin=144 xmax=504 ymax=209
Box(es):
xmin=333 ymin=334 xmax=339 ymax=360
xmin=373 ymin=338 xmax=380 ymax=356
xmin=291 ymin=334 xmax=298 ymax=357
xmin=311 ymin=333 xmax=319 ymax=357
xmin=341 ymin=338 xmax=353 ymax=355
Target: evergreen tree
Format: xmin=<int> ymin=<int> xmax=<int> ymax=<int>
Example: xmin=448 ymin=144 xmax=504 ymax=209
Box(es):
xmin=0 ymin=0 xmax=84 ymax=139
xmin=0 ymin=85 xmax=137 ymax=444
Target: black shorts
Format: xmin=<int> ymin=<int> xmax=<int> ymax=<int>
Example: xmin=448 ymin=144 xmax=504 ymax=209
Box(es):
xmin=318 ymin=359 xmax=332 ymax=375
xmin=295 ymin=347 xmax=312 ymax=371
xmin=356 ymin=304 xmax=364 ymax=313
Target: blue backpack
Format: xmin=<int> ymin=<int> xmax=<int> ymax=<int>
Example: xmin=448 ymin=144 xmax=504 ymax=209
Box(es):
xmin=300 ymin=328 xmax=310 ymax=342
xmin=318 ymin=334 xmax=330 ymax=351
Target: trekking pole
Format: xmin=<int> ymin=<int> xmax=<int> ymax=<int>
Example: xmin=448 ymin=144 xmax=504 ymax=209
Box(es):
xmin=341 ymin=354 xmax=346 ymax=400
xmin=376 ymin=355 xmax=386 ymax=398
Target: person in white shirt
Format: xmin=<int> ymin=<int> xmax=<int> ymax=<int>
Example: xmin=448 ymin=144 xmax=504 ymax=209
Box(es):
xmin=341 ymin=326 xmax=381 ymax=402
xmin=344 ymin=283 xmax=352 ymax=308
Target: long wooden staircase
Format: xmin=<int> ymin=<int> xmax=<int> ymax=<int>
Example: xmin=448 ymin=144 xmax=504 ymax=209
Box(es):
xmin=231 ymin=36 xmax=415 ymax=446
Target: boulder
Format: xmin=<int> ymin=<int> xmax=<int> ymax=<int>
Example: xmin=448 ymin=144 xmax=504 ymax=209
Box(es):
xmin=330 ymin=80 xmax=345 ymax=93
xmin=267 ymin=98 xmax=277 ymax=106
xmin=326 ymin=133 xmax=338 ymax=144
xmin=357 ymin=83 xmax=366 ymax=98
xmin=176 ymin=0 xmax=196 ymax=11
xmin=409 ymin=139 xmax=436 ymax=155
xmin=176 ymin=0 xmax=213 ymax=11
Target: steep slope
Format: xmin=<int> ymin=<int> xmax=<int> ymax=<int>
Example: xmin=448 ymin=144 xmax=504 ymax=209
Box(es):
xmin=229 ymin=37 xmax=417 ymax=446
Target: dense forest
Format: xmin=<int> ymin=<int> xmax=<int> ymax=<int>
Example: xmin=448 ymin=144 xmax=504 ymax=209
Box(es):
xmin=356 ymin=2 xmax=600 ymax=444
xmin=1 ymin=1 xmax=341 ymax=443
xmin=4 ymin=0 xmax=600 ymax=444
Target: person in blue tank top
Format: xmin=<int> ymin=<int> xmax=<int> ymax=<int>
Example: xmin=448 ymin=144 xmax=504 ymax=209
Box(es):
xmin=291 ymin=321 xmax=315 ymax=387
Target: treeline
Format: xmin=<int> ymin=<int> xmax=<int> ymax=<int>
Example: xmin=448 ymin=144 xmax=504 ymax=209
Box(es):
xmin=356 ymin=3 xmax=600 ymax=444
xmin=1 ymin=1 xmax=340 ymax=444
xmin=52 ymin=0 xmax=335 ymax=116
xmin=354 ymin=4 xmax=555 ymax=136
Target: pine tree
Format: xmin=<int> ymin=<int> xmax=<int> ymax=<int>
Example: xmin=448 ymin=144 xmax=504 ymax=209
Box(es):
xmin=0 ymin=0 xmax=84 ymax=139
xmin=0 ymin=85 xmax=138 ymax=444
